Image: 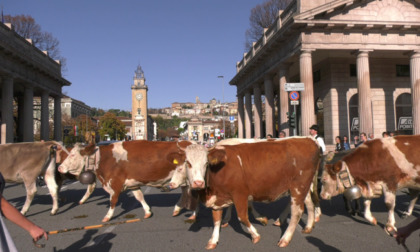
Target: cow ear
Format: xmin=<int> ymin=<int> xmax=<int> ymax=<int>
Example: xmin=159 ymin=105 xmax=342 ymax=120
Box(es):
xmin=167 ymin=152 xmax=185 ymax=165
xmin=208 ymin=149 xmax=226 ymax=165
xmin=325 ymin=152 xmax=335 ymax=162
xmin=80 ymin=144 xmax=95 ymax=156
xmin=332 ymin=161 xmax=342 ymax=173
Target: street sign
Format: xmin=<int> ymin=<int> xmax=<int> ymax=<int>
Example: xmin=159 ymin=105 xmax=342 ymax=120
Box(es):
xmin=351 ymin=117 xmax=359 ymax=131
xmin=289 ymin=91 xmax=299 ymax=101
xmin=229 ymin=116 xmax=235 ymax=122
xmin=291 ymin=100 xmax=299 ymax=105
xmin=285 ymin=83 xmax=305 ymax=91
xmin=398 ymin=117 xmax=413 ymax=130
xmin=221 ymin=129 xmax=224 ymax=133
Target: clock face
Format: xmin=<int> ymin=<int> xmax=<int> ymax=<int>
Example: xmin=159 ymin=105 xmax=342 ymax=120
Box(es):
xmin=135 ymin=93 xmax=143 ymax=101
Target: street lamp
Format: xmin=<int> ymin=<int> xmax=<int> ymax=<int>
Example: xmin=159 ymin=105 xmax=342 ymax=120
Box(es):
xmin=217 ymin=76 xmax=225 ymax=139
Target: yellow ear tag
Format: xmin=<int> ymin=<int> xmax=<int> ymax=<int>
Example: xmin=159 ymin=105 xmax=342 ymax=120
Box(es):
xmin=173 ymin=159 xmax=179 ymax=164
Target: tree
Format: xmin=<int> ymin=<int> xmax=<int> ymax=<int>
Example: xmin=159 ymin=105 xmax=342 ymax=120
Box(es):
xmin=244 ymin=0 xmax=291 ymax=51
xmin=98 ymin=112 xmax=126 ymax=140
xmin=5 ymin=14 xmax=67 ymax=74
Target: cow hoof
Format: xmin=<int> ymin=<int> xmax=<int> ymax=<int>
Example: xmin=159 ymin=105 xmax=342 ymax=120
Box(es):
xmin=385 ymin=225 xmax=396 ymax=236
xmin=256 ymin=217 xmax=268 ymax=226
xmin=102 ymin=217 xmax=110 ymax=223
xmin=144 ymin=213 xmax=153 ymax=219
xmin=277 ymin=239 xmax=289 ymax=247
xmin=401 ymin=212 xmax=410 ymax=219
xmin=172 ymin=210 xmax=180 ymax=217
xmin=370 ymin=218 xmax=377 ymax=226
xmin=221 ymin=222 xmax=229 ymax=228
xmin=252 ymin=236 xmax=260 ymax=244
xmin=273 ymin=219 xmax=281 ymax=227
xmin=302 ymin=227 xmax=312 ymax=234
xmin=79 ymin=201 xmax=84 ymax=205
xmin=206 ymin=243 xmax=217 ymax=250
xmin=315 ymin=216 xmax=321 ymax=223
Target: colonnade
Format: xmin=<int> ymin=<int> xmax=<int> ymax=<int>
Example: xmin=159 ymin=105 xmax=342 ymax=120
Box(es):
xmin=236 ymin=50 xmax=420 ymax=139
xmin=1 ymin=74 xmax=62 ymax=144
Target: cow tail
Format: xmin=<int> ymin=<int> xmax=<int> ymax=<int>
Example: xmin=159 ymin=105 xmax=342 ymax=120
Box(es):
xmin=310 ymin=167 xmax=320 ymax=207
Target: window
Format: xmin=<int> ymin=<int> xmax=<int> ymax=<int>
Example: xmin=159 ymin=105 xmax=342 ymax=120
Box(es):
xmin=313 ymin=70 xmax=321 ymax=83
xmin=349 ymin=94 xmax=359 ymax=140
xmin=395 ymin=93 xmax=412 ymax=135
xmin=396 ymin=65 xmax=410 ymax=77
xmin=350 ymin=64 xmax=357 ymax=77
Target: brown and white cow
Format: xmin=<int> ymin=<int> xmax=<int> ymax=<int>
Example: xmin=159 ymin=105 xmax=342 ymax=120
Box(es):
xmin=0 ymin=141 xmax=66 ymax=215
xmin=176 ymin=137 xmax=321 ymax=249
xmin=320 ymin=135 xmax=420 ymax=234
xmin=58 ymin=140 xmax=193 ymax=222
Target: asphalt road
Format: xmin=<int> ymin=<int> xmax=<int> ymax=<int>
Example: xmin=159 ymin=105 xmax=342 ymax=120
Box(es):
xmin=3 ymin=180 xmax=420 ymax=252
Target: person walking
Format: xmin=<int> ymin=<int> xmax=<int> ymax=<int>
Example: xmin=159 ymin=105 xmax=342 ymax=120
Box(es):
xmin=368 ymin=133 xmax=374 ymax=140
xmin=0 ymin=172 xmax=47 ymax=251
xmin=334 ymin=136 xmax=345 ymax=153
xmin=343 ymin=135 xmax=351 ymax=150
xmin=309 ymin=125 xmax=326 ymax=153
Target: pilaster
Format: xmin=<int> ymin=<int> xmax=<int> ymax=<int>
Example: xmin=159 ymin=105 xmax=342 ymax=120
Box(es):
xmin=23 ymin=86 xmax=34 ymax=142
xmin=54 ymin=96 xmax=62 ymax=141
xmin=237 ymin=93 xmax=245 ymax=138
xmin=40 ymin=91 xmax=50 ymax=141
xmin=278 ymin=64 xmax=291 ymax=136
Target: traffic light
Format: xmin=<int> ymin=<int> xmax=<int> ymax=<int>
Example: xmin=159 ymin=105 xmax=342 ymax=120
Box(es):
xmin=287 ymin=112 xmax=296 ymax=128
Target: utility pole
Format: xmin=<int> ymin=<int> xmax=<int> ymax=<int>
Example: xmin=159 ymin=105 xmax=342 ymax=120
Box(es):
xmin=218 ymin=76 xmax=225 ymax=139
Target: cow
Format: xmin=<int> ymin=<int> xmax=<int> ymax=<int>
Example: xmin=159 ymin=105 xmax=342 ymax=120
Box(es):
xmin=57 ymin=140 xmax=194 ymax=222
xmin=320 ymin=135 xmax=420 ymax=234
xmin=55 ymin=147 xmax=97 ymax=205
xmin=0 ymin=141 xmax=67 ymax=216
xmin=175 ymin=137 xmax=321 ymax=249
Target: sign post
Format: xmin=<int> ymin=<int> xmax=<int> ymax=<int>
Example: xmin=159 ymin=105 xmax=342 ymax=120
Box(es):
xmin=289 ymin=91 xmax=300 ymax=136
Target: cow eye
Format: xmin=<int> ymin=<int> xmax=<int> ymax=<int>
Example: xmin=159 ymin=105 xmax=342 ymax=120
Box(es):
xmin=186 ymin=161 xmax=192 ymax=169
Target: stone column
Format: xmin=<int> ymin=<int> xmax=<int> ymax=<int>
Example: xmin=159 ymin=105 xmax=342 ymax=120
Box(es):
xmin=264 ymin=76 xmax=274 ymax=136
xmin=253 ymin=84 xmax=263 ymax=138
xmin=23 ymin=86 xmax=34 ymax=142
xmin=237 ymin=93 xmax=244 ymax=138
xmin=356 ymin=50 xmax=373 ymax=135
xmin=54 ymin=96 xmax=62 ymax=141
xmin=278 ymin=65 xmax=290 ymax=136
xmin=410 ymin=51 xmax=420 ymax=135
xmin=1 ymin=76 xmax=14 ymax=144
xmin=40 ymin=91 xmax=50 ymax=141
xmin=245 ymin=90 xmax=252 ymax=139
xmin=17 ymin=95 xmax=24 ymax=142
xmin=300 ymin=50 xmax=316 ymax=136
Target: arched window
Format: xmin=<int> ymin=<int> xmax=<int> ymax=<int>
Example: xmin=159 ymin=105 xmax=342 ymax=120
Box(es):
xmin=395 ymin=93 xmax=412 ymax=135
xmin=349 ymin=94 xmax=359 ymax=140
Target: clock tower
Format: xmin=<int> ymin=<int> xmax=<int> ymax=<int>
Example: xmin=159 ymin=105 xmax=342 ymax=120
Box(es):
xmin=131 ymin=64 xmax=148 ymax=140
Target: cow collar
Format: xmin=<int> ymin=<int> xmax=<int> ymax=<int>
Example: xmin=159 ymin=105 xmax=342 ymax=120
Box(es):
xmin=336 ymin=162 xmax=356 ymax=191
xmin=83 ymin=147 xmax=100 ymax=173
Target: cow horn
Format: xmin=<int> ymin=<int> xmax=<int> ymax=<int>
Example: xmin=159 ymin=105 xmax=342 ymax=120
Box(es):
xmin=176 ymin=141 xmax=187 ymax=152
xmin=207 ymin=142 xmax=217 ymax=151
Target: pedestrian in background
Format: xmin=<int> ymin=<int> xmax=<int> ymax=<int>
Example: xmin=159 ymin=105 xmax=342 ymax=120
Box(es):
xmin=382 ymin=131 xmax=389 ymax=138
xmin=353 ymin=135 xmax=359 ymax=148
xmin=0 ymin=172 xmax=47 ymax=250
xmin=334 ymin=136 xmax=345 ymax=153
xmin=266 ymin=134 xmax=273 ymax=139
xmin=279 ymin=131 xmax=286 ymax=138
xmin=343 ymin=135 xmax=350 ymax=150
xmin=355 ymin=133 xmax=368 ymax=147
xmin=390 ymin=132 xmax=395 ymax=137
xmin=368 ymin=133 xmax=374 ymax=140
xmin=309 ymin=125 xmax=326 ymax=153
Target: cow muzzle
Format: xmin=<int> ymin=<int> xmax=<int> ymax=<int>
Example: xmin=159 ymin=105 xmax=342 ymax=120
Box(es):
xmin=191 ymin=180 xmax=205 ymax=189
xmin=58 ymin=165 xmax=67 ymax=173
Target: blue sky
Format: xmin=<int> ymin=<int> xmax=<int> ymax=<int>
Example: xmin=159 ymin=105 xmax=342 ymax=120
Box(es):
xmin=5 ymin=0 xmax=262 ymax=110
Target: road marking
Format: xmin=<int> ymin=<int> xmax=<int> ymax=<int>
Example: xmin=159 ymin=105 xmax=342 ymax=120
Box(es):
xmin=85 ymin=186 xmax=151 ymax=247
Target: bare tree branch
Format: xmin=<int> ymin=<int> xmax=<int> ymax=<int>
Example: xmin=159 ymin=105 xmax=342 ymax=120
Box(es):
xmin=244 ymin=0 xmax=291 ymax=52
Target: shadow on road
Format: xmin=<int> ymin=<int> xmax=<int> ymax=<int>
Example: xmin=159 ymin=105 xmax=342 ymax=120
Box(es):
xmin=52 ymin=229 xmax=115 ymax=252
xmin=305 ymin=236 xmax=341 ymax=252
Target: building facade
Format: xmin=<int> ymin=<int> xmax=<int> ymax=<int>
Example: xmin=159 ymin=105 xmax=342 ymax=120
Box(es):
xmin=0 ymin=22 xmax=70 ymax=143
xmin=230 ymin=0 xmax=420 ymax=144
